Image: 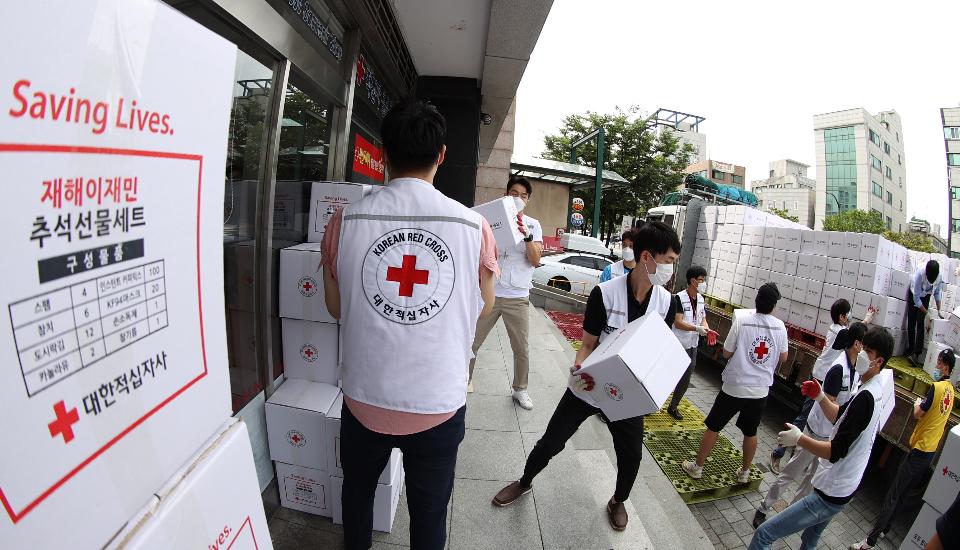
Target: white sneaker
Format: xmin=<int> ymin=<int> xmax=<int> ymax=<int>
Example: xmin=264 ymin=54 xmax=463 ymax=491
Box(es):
xmin=513 ymin=389 xmax=533 ymax=410
xmin=681 ymin=460 xmax=703 ymax=479
xmin=735 ymin=468 xmax=750 ymax=484
xmin=850 ymin=537 xmax=877 ymax=549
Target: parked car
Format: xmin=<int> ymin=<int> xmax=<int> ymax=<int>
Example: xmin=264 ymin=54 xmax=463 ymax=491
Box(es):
xmin=534 ymin=252 xmax=611 ymax=295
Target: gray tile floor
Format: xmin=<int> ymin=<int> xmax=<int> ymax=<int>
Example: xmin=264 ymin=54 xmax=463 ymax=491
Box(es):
xmin=267 ymin=305 xmax=923 ymax=549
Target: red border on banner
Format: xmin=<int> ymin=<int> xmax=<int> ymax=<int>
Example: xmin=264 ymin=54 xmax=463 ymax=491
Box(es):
xmin=0 ymin=143 xmax=209 ymax=523
xmin=227 ymin=515 xmax=261 ymax=550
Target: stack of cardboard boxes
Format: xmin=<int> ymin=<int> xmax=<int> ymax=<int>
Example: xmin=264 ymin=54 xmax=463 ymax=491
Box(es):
xmin=267 ymin=181 xmax=403 ymax=532
xmin=903 ymin=425 xmax=960 ymax=549
xmin=690 ymin=205 xmax=960 ymax=357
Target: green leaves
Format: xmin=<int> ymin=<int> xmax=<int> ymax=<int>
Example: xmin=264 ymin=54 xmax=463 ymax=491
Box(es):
xmin=768 ymin=207 xmax=799 ymax=223
xmin=822 ymin=210 xmax=936 ymax=252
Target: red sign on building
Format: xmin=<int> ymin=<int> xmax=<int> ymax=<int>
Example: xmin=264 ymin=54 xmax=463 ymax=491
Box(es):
xmin=352 ymin=134 xmax=385 ymax=182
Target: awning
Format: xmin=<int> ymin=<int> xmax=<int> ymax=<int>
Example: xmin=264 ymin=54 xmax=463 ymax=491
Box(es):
xmin=510 ymin=156 xmax=629 ymax=190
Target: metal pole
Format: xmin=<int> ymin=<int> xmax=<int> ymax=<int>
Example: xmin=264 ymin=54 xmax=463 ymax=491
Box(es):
xmin=592 ymin=128 xmax=605 ymax=238
xmin=567 ymin=148 xmax=577 ymax=232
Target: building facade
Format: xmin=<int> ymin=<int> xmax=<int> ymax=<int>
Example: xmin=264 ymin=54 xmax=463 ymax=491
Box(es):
xmin=649 ymin=108 xmax=707 ymax=165
xmin=943 ymin=107 xmax=960 ymax=257
xmin=750 ymin=159 xmax=816 ymax=228
xmin=813 ymin=108 xmax=907 ymax=231
xmin=684 ymin=159 xmax=746 ymax=188
xmin=908 ymin=217 xmax=949 ymax=254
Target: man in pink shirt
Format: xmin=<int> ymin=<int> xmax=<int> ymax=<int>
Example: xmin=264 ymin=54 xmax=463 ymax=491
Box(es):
xmin=322 ymin=98 xmax=498 ymax=550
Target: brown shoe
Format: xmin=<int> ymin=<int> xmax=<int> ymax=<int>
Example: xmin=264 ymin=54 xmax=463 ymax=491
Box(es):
xmin=492 ymin=481 xmax=532 ymax=507
xmin=607 ymin=498 xmax=628 ymax=531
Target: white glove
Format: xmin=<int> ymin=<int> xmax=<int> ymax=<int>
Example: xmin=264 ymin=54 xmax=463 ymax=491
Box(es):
xmin=915 ymin=397 xmax=924 ymax=409
xmin=696 ymin=325 xmax=708 ymax=336
xmin=568 ymin=364 xmax=595 ymax=392
xmin=863 ymin=306 xmax=877 ymax=325
xmin=777 ymin=423 xmax=802 ymax=447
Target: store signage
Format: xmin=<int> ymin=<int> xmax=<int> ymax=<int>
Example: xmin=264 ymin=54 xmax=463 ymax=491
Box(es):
xmin=713 ymin=161 xmax=735 ymax=174
xmin=571 ymin=213 xmax=585 ymax=227
xmin=572 ymin=197 xmax=584 ymax=212
xmin=285 ymin=0 xmax=343 ymax=60
xmin=0 ymin=1 xmax=234 ymax=547
xmin=352 ymin=134 xmax=385 ymax=182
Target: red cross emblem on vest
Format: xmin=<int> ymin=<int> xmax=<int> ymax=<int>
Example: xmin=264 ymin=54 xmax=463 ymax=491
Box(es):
xmin=386 ymin=255 xmax=429 ymax=297
xmin=754 ymin=341 xmax=769 ymax=360
xmin=301 ymin=280 xmax=313 ymax=293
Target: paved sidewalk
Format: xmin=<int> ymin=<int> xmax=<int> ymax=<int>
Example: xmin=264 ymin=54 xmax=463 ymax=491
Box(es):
xmin=682 ymin=360 xmax=917 ymax=550
xmin=268 ymin=304 xmax=712 ymax=549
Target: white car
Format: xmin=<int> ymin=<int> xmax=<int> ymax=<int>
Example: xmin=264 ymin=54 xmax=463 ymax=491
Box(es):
xmin=534 ymin=252 xmax=612 ymax=295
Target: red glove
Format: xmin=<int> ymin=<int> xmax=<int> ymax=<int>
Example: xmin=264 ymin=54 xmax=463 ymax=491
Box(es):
xmin=707 ymin=330 xmax=718 ymax=346
xmin=801 ymin=379 xmax=823 ymax=402
xmin=569 ymin=364 xmax=595 ymax=392
xmin=516 ymin=213 xmax=527 ymax=237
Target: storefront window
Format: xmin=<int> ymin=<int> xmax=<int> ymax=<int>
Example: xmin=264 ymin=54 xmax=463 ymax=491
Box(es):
xmin=344 ymin=53 xmax=391 ymax=186
xmin=223 ymin=51 xmax=275 ymax=413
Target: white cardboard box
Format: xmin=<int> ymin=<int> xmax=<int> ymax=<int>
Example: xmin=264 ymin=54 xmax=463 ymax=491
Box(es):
xmin=307 ymin=182 xmax=371 ymax=242
xmin=791 ymin=277 xmax=809 ymax=304
xmin=826 ymin=257 xmax=844 ymax=285
xmin=813 ymin=231 xmax=830 ymax=256
xmin=820 ymin=283 xmax=840 ymax=309
xmin=280 ymin=243 xmax=336 ymax=324
xmin=731 ymin=284 xmax=745 ymax=307
xmin=923 ymin=342 xmax=953 ymax=377
xmin=745 ymin=266 xmax=759 ymax=289
xmin=800 ymin=232 xmax=816 ymax=255
xmin=801 ymin=304 xmax=819 ymax=332
xmin=828 ymin=232 xmax=846 ymax=258
xmin=807 ymin=254 xmax=828 ymax=283
xmin=889 ymin=269 xmax=911 ymax=300
xmin=789 ymin=303 xmax=804 ymax=328
xmin=774 ymin=299 xmax=791 ymax=323
xmin=930 ymin=318 xmax=953 ymax=347
xmin=324 ymin=393 xmax=401 ymax=482
xmin=872 ymin=296 xmax=906 ymax=331
xmin=853 ymin=290 xmax=875 ymax=319
xmin=924 ymin=425 xmax=960 ymax=514
xmin=797 ymin=254 xmax=812 ymax=275
xmin=779 ymin=275 xmax=795 ymax=301
xmin=105 ymin=420 xmax=273 ymax=550
xmin=784 ymin=251 xmax=799 ymax=276
xmin=473 ymin=197 xmax=523 ymax=249
xmin=901 ymin=503 xmax=940 ymax=550
xmin=330 ymin=456 xmax=404 ymax=533
xmin=762 ymin=226 xmax=777 ymax=248
xmin=743 ymin=286 xmax=758 ymax=307
xmin=841 ymin=258 xmax=860 ymax=285
xmin=843 ymin=232 xmax=862 ymax=260
xmin=281 ymin=318 xmax=339 ymax=384
xmin=805 ymin=280 xmax=824 ymax=307
xmin=837 ymin=286 xmax=856 ymax=308
xmin=816 ymin=309 xmax=831 ymax=336
xmin=772 ymin=249 xmax=787 ymax=275
xmin=761 ymin=248 xmax=774 ymax=271
xmin=858 ymin=262 xmax=891 ymax=296
xmin=577 ymin=312 xmax=690 ymax=421
xmin=266 ymin=379 xmax=341 ymax=469
xmin=786 ymin=228 xmax=803 ymax=252
xmin=276 ymin=461 xmax=333 ymax=517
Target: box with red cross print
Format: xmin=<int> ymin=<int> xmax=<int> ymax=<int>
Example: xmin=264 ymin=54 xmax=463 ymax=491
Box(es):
xmin=266 ymin=378 xmax=341 ymax=470
xmin=280 ymin=318 xmax=339 ymax=385
xmin=924 ymin=424 xmax=960 ymax=513
xmin=280 ymin=243 xmax=337 ymax=324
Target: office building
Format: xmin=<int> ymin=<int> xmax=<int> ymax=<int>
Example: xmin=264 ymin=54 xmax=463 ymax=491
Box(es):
xmin=813 ymin=108 xmax=907 ymax=231
xmin=684 ymin=159 xmax=746 ymax=188
xmin=750 ymin=159 xmax=816 ymax=228
xmin=649 ymin=108 xmax=707 ymax=165
xmin=943 ymin=107 xmax=960 ymax=257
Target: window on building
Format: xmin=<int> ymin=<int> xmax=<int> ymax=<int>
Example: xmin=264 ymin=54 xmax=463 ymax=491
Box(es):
xmin=945 ymin=127 xmax=960 ymax=140
xmin=949 ymin=153 xmax=960 ymax=167
xmin=953 ymin=219 xmax=960 ymax=233
xmin=899 ymin=200 xmax=903 ymax=212
xmin=886 ymin=216 xmax=892 ymax=229
xmin=870 ymin=154 xmax=882 ymax=170
xmin=873 ymin=181 xmax=883 ymax=197
xmin=885 ymin=166 xmax=892 ymax=179
xmin=824 ymin=126 xmax=858 ymax=216
xmin=884 ymin=142 xmax=891 ymax=155
xmin=711 ymin=169 xmax=726 ymax=181
xmin=731 ymin=174 xmax=744 ymax=185
xmin=898 ymin=153 xmax=902 ymax=165
xmin=896 ymin=131 xmax=900 ymax=142
xmin=952 ymin=186 xmax=960 ymax=201
xmin=869 ymin=129 xmax=881 ymax=146
xmin=899 ymin=176 xmax=903 ymax=188
xmin=886 ymin=191 xmax=892 ymax=204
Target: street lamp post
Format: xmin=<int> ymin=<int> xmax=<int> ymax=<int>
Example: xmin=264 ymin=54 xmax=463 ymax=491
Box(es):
xmin=569 ymin=128 xmax=605 ymax=238
xmin=825 ymin=192 xmax=841 ymax=216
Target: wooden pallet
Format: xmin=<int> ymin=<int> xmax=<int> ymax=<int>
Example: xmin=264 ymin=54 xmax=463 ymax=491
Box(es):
xmin=644 ymin=396 xmax=706 ymax=432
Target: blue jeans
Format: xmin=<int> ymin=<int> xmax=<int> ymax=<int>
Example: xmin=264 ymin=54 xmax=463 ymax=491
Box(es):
xmin=748 ymin=492 xmax=844 ymax=550
xmin=772 ymin=396 xmax=815 ymax=459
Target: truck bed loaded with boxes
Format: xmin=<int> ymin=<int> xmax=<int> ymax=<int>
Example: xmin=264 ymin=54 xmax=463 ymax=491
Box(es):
xmin=688 ymin=204 xmax=960 ymax=462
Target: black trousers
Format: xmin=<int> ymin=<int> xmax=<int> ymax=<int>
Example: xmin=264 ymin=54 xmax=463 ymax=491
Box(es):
xmin=520 ymin=389 xmax=644 ymax=503
xmin=340 ymin=404 xmax=465 ymax=550
xmin=906 ymin=290 xmax=930 ymax=356
xmin=867 ymin=448 xmax=935 ymax=544
xmin=669 ymin=346 xmax=698 ymax=411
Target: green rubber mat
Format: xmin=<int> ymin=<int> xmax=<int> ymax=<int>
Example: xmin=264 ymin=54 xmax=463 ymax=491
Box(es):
xmin=644 ymin=396 xmax=706 ymax=431
xmin=644 ymin=429 xmax=763 ymax=504
xmin=888 ymin=357 xmax=932 ymax=394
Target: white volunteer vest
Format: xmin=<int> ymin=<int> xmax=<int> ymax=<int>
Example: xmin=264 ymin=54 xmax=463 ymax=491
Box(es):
xmin=337 ymin=178 xmax=483 ymax=414
xmin=496 ymin=214 xmax=539 ymax=295
xmin=723 ymin=312 xmax=786 ymax=388
xmin=806 ymin=356 xmax=861 ymax=438
xmin=672 ymin=290 xmax=705 ymax=349
xmin=812 ymin=374 xmax=885 ymax=498
xmin=609 ymin=260 xmax=627 ymax=278
xmin=597 ymin=275 xmax=672 ymax=343
xmin=812 ymin=324 xmax=844 ymax=382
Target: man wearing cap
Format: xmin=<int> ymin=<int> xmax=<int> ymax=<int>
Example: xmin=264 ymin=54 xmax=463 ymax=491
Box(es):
xmin=905 ymin=260 xmax=944 ymax=364
xmin=682 ymin=283 xmax=788 ymax=483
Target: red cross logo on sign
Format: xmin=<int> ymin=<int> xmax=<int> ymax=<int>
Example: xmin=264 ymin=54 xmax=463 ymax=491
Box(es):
xmin=47 ymin=400 xmax=80 ymax=444
xmin=386 ymin=255 xmax=429 ymax=297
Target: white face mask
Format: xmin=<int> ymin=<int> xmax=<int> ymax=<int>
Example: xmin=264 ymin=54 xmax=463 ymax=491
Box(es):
xmin=855 ymin=350 xmax=873 ymax=375
xmin=622 ymin=248 xmax=635 ymax=262
xmin=697 ymin=282 xmax=706 ymax=294
xmin=512 ymin=196 xmax=526 ymax=212
xmin=645 ymin=257 xmax=674 ymax=286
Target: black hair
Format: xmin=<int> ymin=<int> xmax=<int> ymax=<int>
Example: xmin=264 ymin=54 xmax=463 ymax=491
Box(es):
xmin=686 ymin=265 xmax=707 ymax=286
xmin=755 ymin=283 xmax=780 ymax=314
xmin=507 ymin=175 xmax=532 ymax=196
xmin=621 ymin=229 xmax=634 ymax=244
xmin=632 ymin=221 xmax=681 ymax=260
xmin=862 ymin=326 xmax=895 ymax=368
xmin=830 ymin=299 xmax=852 ymax=325
xmin=833 ymin=322 xmax=868 ymax=350
xmin=940 ymin=349 xmax=956 ymax=374
xmin=927 ymin=260 xmax=940 ymax=284
xmin=381 ymin=98 xmax=446 ymax=172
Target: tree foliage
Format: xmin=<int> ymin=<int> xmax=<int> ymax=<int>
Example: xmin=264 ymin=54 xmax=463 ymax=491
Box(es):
xmin=768 ymin=207 xmax=799 ymax=224
xmin=821 ymin=210 xmax=936 ymax=253
xmin=541 ymin=107 xmax=694 ymax=240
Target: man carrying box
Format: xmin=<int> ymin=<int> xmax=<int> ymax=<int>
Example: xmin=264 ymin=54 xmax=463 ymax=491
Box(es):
xmin=682 ymin=283 xmax=788 ymax=483
xmin=490 ymin=221 xmax=680 ymax=532
xmin=600 ymin=230 xmax=636 ymax=282
xmin=754 ymin=322 xmax=867 ymax=529
xmin=748 ymin=327 xmax=895 ymax=550
xmin=906 ymin=260 xmax=944 ymax=364
xmin=322 ymin=99 xmax=499 ymax=550
xmin=668 ymin=265 xmax=714 ymax=420
xmin=467 ymin=175 xmax=543 ymax=409
xmin=851 ymin=348 xmax=956 ymax=549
